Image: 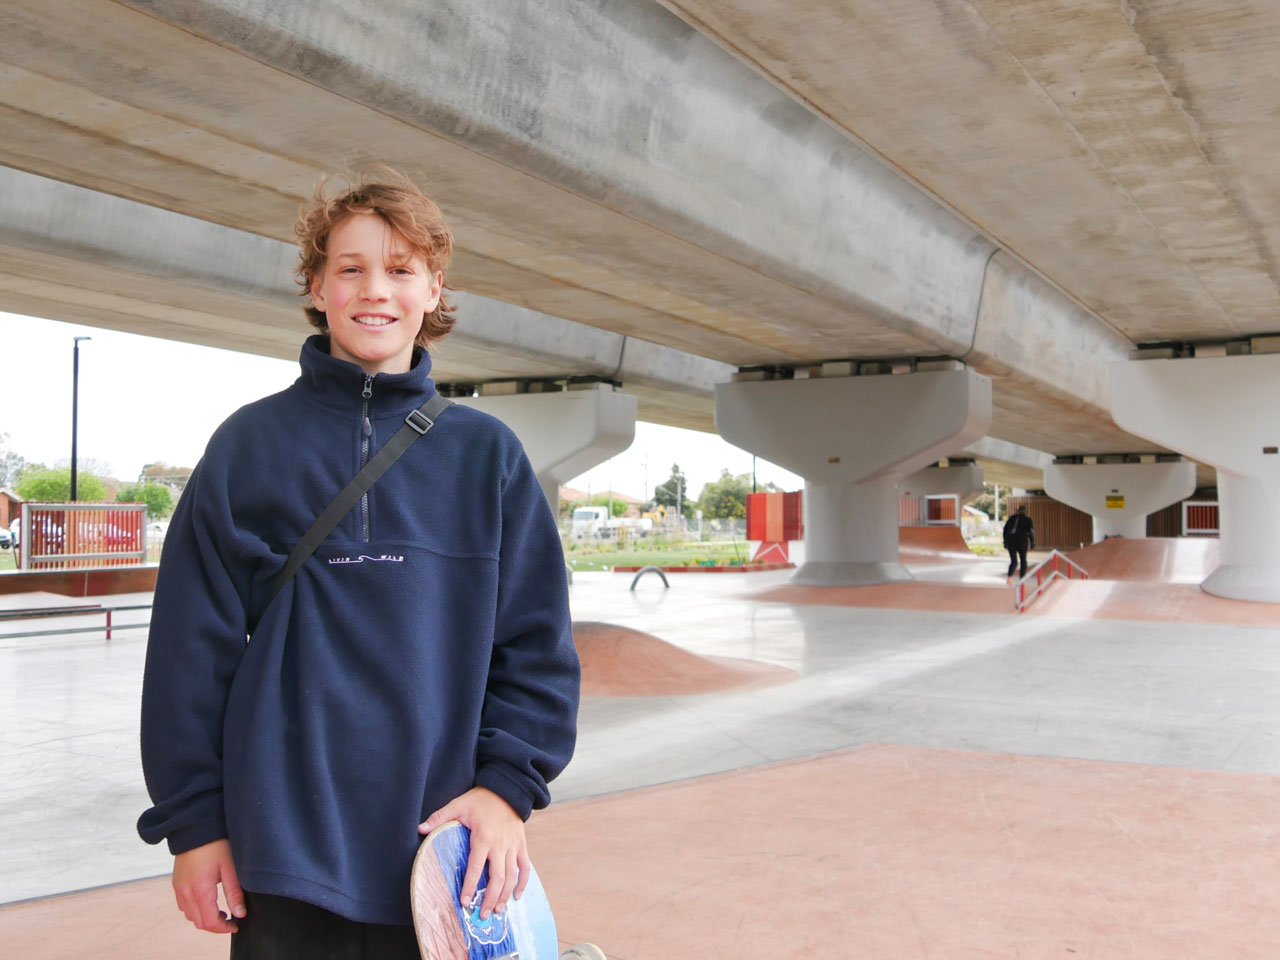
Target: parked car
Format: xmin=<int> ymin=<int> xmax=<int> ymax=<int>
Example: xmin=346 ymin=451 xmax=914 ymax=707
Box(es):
xmin=0 ymin=526 xmax=10 ymax=550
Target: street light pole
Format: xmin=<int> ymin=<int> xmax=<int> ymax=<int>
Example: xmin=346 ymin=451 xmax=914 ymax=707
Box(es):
xmin=71 ymin=336 xmax=91 ymax=501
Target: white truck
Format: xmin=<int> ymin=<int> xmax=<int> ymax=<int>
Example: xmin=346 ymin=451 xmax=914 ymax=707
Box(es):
xmin=570 ymin=506 xmax=653 ymax=540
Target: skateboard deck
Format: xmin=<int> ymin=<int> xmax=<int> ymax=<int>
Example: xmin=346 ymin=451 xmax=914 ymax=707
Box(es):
xmin=411 ymin=820 xmax=605 ymax=960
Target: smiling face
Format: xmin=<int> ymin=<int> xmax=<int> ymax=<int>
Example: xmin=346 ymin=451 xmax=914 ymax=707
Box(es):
xmin=309 ymin=212 xmax=443 ymax=376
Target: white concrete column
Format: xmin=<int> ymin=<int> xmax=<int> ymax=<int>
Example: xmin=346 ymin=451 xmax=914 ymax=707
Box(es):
xmin=1043 ymin=461 xmax=1196 ymax=542
xmin=456 ymin=383 xmax=637 ymax=509
xmin=1111 ymin=354 xmax=1280 ymax=602
xmin=716 ymin=367 xmax=991 ymax=586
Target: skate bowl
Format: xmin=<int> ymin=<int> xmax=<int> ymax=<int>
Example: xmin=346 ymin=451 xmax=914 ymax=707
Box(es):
xmin=1067 ymin=537 xmax=1220 ymax=583
xmin=899 ymin=526 xmax=978 ymax=564
xmin=573 ymin=621 xmax=797 ymax=697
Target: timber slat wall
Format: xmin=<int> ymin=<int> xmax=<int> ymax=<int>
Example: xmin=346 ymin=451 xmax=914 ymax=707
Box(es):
xmin=1004 ymin=495 xmax=1092 ymax=552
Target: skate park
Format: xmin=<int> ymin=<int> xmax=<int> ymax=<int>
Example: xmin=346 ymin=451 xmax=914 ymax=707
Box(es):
xmin=4 ymin=0 xmax=1280 ymax=957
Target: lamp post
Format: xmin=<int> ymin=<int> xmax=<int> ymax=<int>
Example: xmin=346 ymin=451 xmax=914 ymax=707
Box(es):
xmin=70 ymin=336 xmax=91 ymax=501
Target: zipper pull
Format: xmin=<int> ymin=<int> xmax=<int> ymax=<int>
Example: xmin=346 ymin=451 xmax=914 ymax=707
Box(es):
xmin=362 ymin=375 xmax=373 ymax=399
xmin=362 ymin=415 xmax=372 ymax=437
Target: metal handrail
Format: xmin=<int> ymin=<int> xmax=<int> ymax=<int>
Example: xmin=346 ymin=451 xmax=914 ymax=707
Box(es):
xmin=0 ymin=603 xmax=151 ymax=641
xmin=1014 ymin=550 xmax=1088 ymax=612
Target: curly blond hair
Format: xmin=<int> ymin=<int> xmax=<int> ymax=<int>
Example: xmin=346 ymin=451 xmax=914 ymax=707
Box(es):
xmin=294 ymin=166 xmax=456 ymax=347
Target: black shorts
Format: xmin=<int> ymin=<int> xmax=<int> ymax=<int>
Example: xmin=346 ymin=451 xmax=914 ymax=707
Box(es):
xmin=230 ymin=891 xmax=419 ymax=960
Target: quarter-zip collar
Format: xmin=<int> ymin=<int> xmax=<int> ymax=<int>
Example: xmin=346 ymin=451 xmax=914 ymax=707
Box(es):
xmin=295 ymin=334 xmax=437 ymax=417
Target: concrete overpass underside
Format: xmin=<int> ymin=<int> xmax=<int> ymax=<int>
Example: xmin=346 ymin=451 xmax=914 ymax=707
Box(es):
xmin=4 ymin=0 xmax=1272 ymax=486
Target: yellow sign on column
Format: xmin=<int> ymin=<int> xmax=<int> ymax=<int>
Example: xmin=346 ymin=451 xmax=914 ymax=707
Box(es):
xmin=1105 ymin=494 xmax=1125 ymax=509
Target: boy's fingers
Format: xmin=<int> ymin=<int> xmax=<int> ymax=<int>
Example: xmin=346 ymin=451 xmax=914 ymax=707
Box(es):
xmin=174 ymin=886 xmax=197 ymax=925
xmin=459 ymin=848 xmax=486 ymax=913
xmin=222 ymin=861 xmax=247 ymax=918
xmin=419 ymin=804 xmax=456 ymax=834
xmin=494 ymin=852 xmax=518 ymax=913
xmin=514 ymin=848 xmax=532 ymax=900
xmin=194 ymin=882 xmax=230 ymax=932
xmin=479 ymin=857 xmax=505 ymax=920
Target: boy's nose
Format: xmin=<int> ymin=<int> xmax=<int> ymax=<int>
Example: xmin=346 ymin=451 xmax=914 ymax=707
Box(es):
xmin=359 ymin=272 xmax=391 ymax=299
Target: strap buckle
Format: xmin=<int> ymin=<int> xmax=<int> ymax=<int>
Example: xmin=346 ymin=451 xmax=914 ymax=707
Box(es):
xmin=405 ymin=409 xmax=435 ymax=435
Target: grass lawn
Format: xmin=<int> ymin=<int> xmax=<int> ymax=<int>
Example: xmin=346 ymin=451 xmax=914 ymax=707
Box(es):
xmin=564 ymin=539 xmax=754 ymax=571
xmin=0 ymin=549 xmax=15 ymax=571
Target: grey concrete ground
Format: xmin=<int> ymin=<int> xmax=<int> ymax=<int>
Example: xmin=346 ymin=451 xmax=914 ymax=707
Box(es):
xmin=4 ymin=564 xmax=1280 ymax=905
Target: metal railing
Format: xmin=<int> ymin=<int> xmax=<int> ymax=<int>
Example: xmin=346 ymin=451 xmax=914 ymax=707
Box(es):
xmin=1014 ymin=550 xmax=1089 ymax=612
xmin=0 ymin=603 xmax=151 ymax=641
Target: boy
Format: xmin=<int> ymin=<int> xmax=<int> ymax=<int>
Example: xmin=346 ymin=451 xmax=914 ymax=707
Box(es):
xmin=138 ymin=169 xmax=580 ymax=958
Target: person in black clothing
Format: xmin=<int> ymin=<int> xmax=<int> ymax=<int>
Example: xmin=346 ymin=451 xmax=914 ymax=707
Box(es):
xmin=1003 ymin=505 xmax=1035 ymax=583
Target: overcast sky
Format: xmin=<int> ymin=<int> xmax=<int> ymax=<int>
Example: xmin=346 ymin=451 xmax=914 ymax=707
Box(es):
xmin=1 ymin=312 xmax=802 ymax=500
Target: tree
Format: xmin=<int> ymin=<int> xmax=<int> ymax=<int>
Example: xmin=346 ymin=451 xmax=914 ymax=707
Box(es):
xmin=0 ymin=433 xmax=24 ymax=489
xmin=117 ymin=482 xmax=174 ymax=518
xmin=589 ymin=494 xmax=628 ymax=518
xmin=17 ymin=466 xmax=107 ymax=502
xmin=971 ymin=483 xmax=1011 ymax=520
xmin=653 ymin=464 xmax=693 ymax=518
xmin=698 ymin=469 xmax=752 ymax=520
xmin=141 ymin=461 xmax=195 ymax=489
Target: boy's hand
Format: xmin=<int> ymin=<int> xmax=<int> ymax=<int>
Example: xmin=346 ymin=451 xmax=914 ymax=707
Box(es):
xmin=419 ymin=787 xmax=530 ymax=921
xmin=172 ymin=838 xmax=245 ymax=934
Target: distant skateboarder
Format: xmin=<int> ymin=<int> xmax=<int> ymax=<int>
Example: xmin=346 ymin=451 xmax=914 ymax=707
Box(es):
xmin=1003 ymin=505 xmax=1035 ymax=583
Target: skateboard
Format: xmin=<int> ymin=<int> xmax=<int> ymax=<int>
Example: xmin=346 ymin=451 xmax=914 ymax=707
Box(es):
xmin=411 ymin=820 xmax=606 ymax=960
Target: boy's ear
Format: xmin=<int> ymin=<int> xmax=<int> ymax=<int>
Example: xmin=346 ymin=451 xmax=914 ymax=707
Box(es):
xmin=426 ymin=270 xmax=443 ymax=312
xmin=309 ymin=273 xmax=327 ymax=312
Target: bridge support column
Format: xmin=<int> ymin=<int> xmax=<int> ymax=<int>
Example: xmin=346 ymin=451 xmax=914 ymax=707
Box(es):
xmin=716 ymin=367 xmax=991 ymax=586
xmin=1043 ymin=460 xmax=1196 ymax=542
xmin=456 ymin=384 xmax=637 ymax=509
xmin=1111 ymin=354 xmax=1280 ymax=602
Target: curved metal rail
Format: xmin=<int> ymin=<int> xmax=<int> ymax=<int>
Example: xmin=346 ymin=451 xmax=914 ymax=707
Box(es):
xmin=1014 ymin=550 xmax=1088 ymax=612
xmin=629 ymin=565 xmax=670 ymax=591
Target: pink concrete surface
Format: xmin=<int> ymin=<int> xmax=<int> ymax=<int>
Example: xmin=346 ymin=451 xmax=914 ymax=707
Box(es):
xmin=898 ymin=524 xmax=978 ymax=564
xmin=754 ymin=579 xmax=1280 ymax=626
xmin=1067 ymin=537 xmax=1220 ymax=583
xmin=14 ymin=745 xmax=1278 ymax=959
xmin=574 ymin=620 xmax=796 ymax=696
xmin=533 ymin=745 xmax=1280 ymax=959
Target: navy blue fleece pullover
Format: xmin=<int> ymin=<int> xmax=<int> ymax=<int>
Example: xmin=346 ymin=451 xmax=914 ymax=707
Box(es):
xmin=137 ymin=336 xmax=579 ymax=924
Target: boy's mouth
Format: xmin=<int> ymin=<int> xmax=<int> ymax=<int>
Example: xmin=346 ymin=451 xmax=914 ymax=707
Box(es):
xmin=353 ymin=314 xmax=396 ymax=327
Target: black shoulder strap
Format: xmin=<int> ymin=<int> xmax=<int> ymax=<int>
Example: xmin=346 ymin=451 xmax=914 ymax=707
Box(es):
xmin=269 ymin=393 xmax=453 ymax=604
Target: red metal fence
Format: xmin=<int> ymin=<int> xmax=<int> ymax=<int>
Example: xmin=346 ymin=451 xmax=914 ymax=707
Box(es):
xmin=18 ymin=502 xmax=147 ymax=570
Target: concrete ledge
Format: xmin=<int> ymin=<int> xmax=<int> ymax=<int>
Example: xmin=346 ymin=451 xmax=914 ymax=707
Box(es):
xmin=0 ymin=565 xmax=159 ymax=597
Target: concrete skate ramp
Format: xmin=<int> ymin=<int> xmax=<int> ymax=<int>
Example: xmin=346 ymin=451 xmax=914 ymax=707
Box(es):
xmin=573 ymin=621 xmax=797 ymax=697
xmin=899 ymin=526 xmax=978 ymax=564
xmin=1067 ymin=537 xmax=1220 ymax=583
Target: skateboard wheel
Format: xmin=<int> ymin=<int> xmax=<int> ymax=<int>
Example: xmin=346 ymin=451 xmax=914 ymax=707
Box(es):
xmin=560 ymin=945 xmax=607 ymax=960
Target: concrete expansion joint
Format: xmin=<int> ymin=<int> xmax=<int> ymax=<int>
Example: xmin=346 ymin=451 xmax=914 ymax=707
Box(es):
xmin=1130 ymin=334 xmax=1280 ymax=360
xmin=437 ymin=377 xmax=622 ymax=398
xmin=732 ymin=356 xmax=965 ymax=383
